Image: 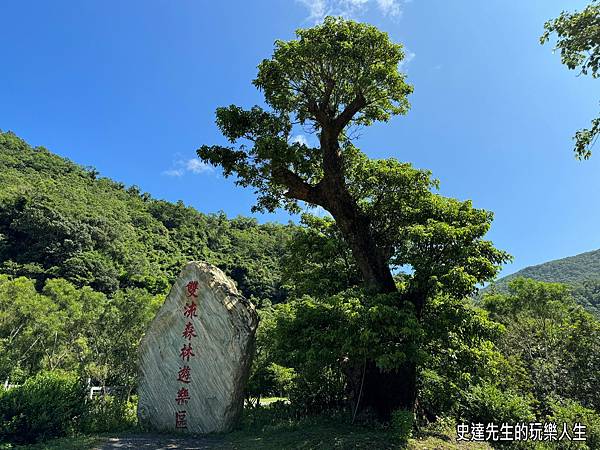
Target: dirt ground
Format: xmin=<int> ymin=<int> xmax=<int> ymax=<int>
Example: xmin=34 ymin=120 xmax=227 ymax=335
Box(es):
xmin=92 ymin=434 xmax=226 ymax=450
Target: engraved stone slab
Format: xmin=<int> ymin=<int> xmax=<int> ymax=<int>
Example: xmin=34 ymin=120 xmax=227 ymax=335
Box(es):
xmin=137 ymin=261 xmax=258 ymax=433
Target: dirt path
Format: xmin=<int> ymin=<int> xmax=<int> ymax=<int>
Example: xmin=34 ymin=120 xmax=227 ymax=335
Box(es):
xmin=92 ymin=434 xmax=227 ymax=450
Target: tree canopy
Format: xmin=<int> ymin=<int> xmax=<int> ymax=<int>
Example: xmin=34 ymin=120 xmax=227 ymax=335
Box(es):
xmin=198 ymin=16 xmax=509 ymax=418
xmin=541 ymin=0 xmax=600 ymax=159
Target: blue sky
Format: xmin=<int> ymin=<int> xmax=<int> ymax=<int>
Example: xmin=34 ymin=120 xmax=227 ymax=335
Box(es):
xmin=1 ymin=0 xmax=598 ymax=277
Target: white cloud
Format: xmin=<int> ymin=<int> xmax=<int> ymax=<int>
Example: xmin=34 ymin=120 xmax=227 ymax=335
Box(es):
xmin=376 ymin=0 xmax=401 ymax=17
xmin=313 ymin=205 xmax=332 ymax=217
xmin=163 ymin=157 xmax=214 ymax=177
xmin=163 ymin=168 xmax=185 ymax=177
xmin=298 ymin=0 xmax=326 ymax=22
xmin=298 ymin=0 xmax=403 ymax=22
xmin=291 ymin=134 xmax=309 ymax=146
xmin=399 ymin=48 xmax=415 ymax=69
xmin=186 ymin=159 xmax=213 ymax=174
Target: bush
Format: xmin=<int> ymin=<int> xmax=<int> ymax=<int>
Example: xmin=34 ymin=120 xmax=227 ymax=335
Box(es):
xmin=390 ymin=409 xmax=413 ymax=443
xmin=460 ymin=383 xmax=535 ymax=425
xmin=0 ymin=371 xmax=85 ymax=443
xmin=547 ymin=399 xmax=600 ymax=449
xmin=81 ymin=394 xmax=138 ymax=434
xmin=286 ymin=367 xmax=347 ymax=415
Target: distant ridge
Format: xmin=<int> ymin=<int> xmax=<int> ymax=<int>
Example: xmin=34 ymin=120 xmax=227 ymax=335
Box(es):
xmin=492 ymin=248 xmax=600 ymax=289
xmin=488 ymin=248 xmax=600 ymax=316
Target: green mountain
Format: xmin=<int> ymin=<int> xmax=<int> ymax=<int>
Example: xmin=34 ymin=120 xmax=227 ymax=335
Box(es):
xmin=0 ymin=130 xmax=293 ymax=304
xmin=489 ymin=249 xmax=600 ymax=316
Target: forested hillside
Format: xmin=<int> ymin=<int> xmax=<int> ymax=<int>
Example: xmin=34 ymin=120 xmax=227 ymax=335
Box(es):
xmin=0 ymin=130 xmax=293 ymax=385
xmin=489 ymin=249 xmax=600 ymax=315
xmin=4 ymin=6 xmax=600 ymax=444
xmin=0 ymin=130 xmax=292 ymax=302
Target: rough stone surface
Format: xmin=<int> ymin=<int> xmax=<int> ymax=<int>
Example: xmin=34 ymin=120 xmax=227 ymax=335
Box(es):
xmin=137 ymin=261 xmax=258 ymax=434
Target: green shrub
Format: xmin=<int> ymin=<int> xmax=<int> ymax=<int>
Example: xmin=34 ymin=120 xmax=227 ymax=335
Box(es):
xmin=286 ymin=367 xmax=347 ymax=415
xmin=81 ymin=394 xmax=138 ymax=433
xmin=546 ymin=399 xmax=600 ymax=449
xmin=390 ymin=409 xmax=413 ymax=443
xmin=422 ymin=415 xmax=457 ymax=437
xmin=241 ymin=400 xmax=300 ymax=431
xmin=461 ymin=383 xmax=535 ymax=425
xmin=0 ymin=371 xmax=85 ymax=443
xmin=419 ymin=368 xmax=460 ymax=419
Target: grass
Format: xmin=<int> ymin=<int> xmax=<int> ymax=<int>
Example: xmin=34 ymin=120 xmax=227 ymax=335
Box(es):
xmin=1 ymin=404 xmax=492 ymax=450
xmin=408 ymin=436 xmax=492 ymax=450
xmin=218 ymin=404 xmax=492 ymax=449
xmin=259 ymin=396 xmax=289 ymax=406
xmin=224 ymin=414 xmax=400 ymax=449
xmin=6 ymin=430 xmax=492 ymax=450
xmin=3 ymin=430 xmax=493 ymax=450
xmin=0 ymin=435 xmax=101 ymax=450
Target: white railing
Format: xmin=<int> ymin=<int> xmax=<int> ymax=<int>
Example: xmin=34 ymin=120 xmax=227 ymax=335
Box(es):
xmin=2 ymin=379 xmax=127 ymax=398
xmin=2 ymin=380 xmax=19 ymax=390
xmin=87 ymin=385 xmax=128 ymax=399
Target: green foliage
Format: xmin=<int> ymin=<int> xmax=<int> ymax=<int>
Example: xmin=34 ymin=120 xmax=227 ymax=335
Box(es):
xmin=198 ymin=15 xmax=508 ymax=421
xmin=418 ymin=296 xmax=506 ymax=419
xmin=261 ymin=289 xmax=426 ymax=415
xmin=488 ymin=248 xmax=600 ymax=292
xmin=0 ymin=130 xmax=293 ymax=385
xmin=547 ymin=399 xmax=600 ymax=450
xmin=198 ymin=17 xmax=413 ymax=215
xmin=0 ymin=130 xmax=291 ymax=302
xmin=483 ymin=278 xmax=600 ymax=412
xmin=345 ymin=152 xmax=510 ymax=299
xmin=390 ymin=409 xmax=414 ymax=443
xmin=81 ymin=395 xmax=137 ymax=434
xmin=281 ymin=214 xmax=361 ymax=298
xmin=254 ymin=17 xmax=412 ymax=127
xmin=571 ymin=278 xmax=600 ymax=317
xmin=246 ymin=309 xmax=296 ymax=402
xmin=272 ymin=290 xmax=422 ymax=374
xmin=0 ymin=275 xmax=58 ymax=381
xmin=275 ymin=215 xmax=509 ymax=420
xmin=0 ymin=371 xmax=85 ymax=444
xmin=0 ymin=274 xmax=164 ymax=387
xmin=487 ymin=247 xmax=600 ymax=317
xmin=272 ymin=206 xmax=508 ymax=419
xmin=541 ymin=1 xmax=600 ymax=159
xmin=541 ymin=1 xmax=600 ymax=78
xmin=460 ymin=383 xmax=535 ymax=425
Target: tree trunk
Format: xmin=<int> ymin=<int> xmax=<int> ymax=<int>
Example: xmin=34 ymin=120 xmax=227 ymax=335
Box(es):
xmin=361 ymin=361 xmax=417 ymax=421
xmin=319 ymin=131 xmax=396 ymax=293
xmin=321 ymin=179 xmax=418 ymax=421
xmin=317 ymin=127 xmax=419 ymax=421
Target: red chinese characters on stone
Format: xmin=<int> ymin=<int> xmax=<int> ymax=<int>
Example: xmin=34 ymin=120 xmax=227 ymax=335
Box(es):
xmin=175 ymin=280 xmax=201 ymax=429
xmin=175 ymin=387 xmax=191 ymax=405
xmin=182 ymin=321 xmax=197 ymax=340
xmin=186 ymin=280 xmax=199 ymax=298
xmin=183 ymin=301 xmax=198 ymax=319
xmin=179 ymin=343 xmax=195 ymax=362
xmin=175 ymin=410 xmax=187 ymax=429
xmin=177 ymin=365 xmax=191 ymax=384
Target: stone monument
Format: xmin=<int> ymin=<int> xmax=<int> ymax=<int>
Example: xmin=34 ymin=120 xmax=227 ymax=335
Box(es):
xmin=137 ymin=261 xmax=258 ymax=433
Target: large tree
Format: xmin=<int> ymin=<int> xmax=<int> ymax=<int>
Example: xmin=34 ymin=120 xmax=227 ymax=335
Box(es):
xmin=541 ymin=1 xmax=600 ymax=159
xmin=198 ymin=17 xmax=508 ymax=418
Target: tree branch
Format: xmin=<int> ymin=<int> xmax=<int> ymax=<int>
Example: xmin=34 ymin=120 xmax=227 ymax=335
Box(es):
xmin=334 ymin=93 xmax=367 ymax=133
xmin=272 ymin=166 xmax=322 ymax=205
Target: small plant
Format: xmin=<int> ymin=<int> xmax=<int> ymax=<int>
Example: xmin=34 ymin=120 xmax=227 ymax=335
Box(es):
xmin=81 ymin=394 xmax=138 ymax=434
xmin=547 ymin=398 xmax=600 ymax=449
xmin=461 ymin=383 xmax=535 ymax=425
xmin=390 ymin=409 xmax=414 ymax=444
xmin=0 ymin=371 xmax=85 ymax=444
